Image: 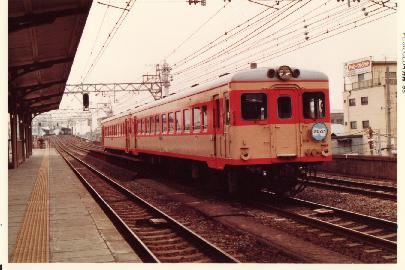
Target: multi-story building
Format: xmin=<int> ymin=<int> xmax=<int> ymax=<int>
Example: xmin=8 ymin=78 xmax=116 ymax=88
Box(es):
xmin=342 ymin=57 xmax=397 ymax=156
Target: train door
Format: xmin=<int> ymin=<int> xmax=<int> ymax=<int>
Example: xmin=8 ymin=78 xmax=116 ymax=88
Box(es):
xmin=273 ymin=89 xmax=299 ymax=157
xmin=133 ymin=116 xmax=137 ymax=149
xmin=124 ymin=119 xmax=129 ymax=152
xmin=223 ymin=92 xmax=231 ymax=158
xmin=213 ymin=95 xmax=221 ymax=158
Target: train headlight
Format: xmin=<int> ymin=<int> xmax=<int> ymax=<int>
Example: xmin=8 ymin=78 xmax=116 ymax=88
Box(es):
xmin=277 ymin=65 xmax=293 ymax=81
xmin=311 ymin=122 xmax=328 ymax=141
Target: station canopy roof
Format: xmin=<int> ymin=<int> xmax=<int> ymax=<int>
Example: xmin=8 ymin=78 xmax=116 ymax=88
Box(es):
xmin=8 ymin=0 xmax=92 ymax=115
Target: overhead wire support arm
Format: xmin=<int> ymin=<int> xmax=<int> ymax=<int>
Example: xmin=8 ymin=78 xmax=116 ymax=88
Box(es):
xmin=64 ymin=82 xmax=165 ymax=100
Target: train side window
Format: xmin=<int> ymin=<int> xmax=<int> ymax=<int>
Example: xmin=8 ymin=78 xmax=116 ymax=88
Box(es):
xmin=302 ymin=92 xmax=325 ymax=119
xmin=162 ymin=114 xmax=167 ymax=133
xmin=241 ymin=93 xmax=267 ymax=120
xmin=141 ymin=119 xmax=144 ymax=134
xmin=168 ymin=112 xmax=175 ymax=133
xmin=202 ymin=105 xmax=208 ymax=131
xmin=175 ymin=111 xmax=182 ymax=132
xmin=277 ymin=96 xmax=292 ymax=119
xmin=150 ymin=116 xmax=155 ymax=134
xmin=137 ymin=120 xmax=141 ymax=134
xmin=193 ymin=107 xmax=201 ymax=132
xmin=183 ymin=109 xmax=190 ymax=132
xmin=225 ymin=98 xmax=230 ymax=125
xmin=155 ymin=115 xmax=160 ymax=134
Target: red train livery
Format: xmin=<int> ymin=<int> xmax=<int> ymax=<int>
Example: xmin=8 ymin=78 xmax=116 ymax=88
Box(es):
xmin=102 ymin=66 xmax=331 ymax=195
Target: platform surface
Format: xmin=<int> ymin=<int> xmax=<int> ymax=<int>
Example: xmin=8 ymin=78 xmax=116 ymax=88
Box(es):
xmin=8 ymin=148 xmax=142 ymax=263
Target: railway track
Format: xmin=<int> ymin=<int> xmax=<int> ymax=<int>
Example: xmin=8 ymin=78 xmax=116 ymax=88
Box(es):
xmin=52 ymin=138 xmax=238 ymax=263
xmin=259 ymin=192 xmax=397 ymax=253
xmin=301 ymin=175 xmax=397 ymax=200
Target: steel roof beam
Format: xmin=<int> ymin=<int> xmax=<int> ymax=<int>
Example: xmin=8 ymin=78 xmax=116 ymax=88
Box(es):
xmin=9 ymin=6 xmax=91 ymax=32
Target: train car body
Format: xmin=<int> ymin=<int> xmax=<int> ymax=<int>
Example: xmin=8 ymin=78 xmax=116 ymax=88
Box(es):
xmin=102 ymin=66 xmax=331 ymax=194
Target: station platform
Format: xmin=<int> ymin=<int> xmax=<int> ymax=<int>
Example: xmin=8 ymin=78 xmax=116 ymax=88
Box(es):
xmin=8 ymin=148 xmax=142 ymax=263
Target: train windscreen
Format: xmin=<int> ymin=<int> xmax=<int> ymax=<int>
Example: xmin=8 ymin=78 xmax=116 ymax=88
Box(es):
xmin=302 ymin=92 xmax=325 ymax=119
xmin=241 ymin=93 xmax=267 ymax=120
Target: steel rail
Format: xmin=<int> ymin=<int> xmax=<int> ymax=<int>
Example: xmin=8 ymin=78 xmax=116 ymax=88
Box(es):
xmin=260 ymin=192 xmax=397 ymax=253
xmin=53 ymin=138 xmax=239 ymax=263
xmin=300 ymin=177 xmax=396 ymax=200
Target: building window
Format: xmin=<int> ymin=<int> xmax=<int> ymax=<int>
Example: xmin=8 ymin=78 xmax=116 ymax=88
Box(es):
xmin=350 ymin=121 xmax=357 ymax=129
xmin=361 ymin=97 xmax=368 ymax=105
xmin=362 ymin=120 xmax=370 ymax=129
xmin=277 ymin=96 xmax=292 ymax=119
xmin=358 ymin=73 xmax=365 ymax=81
xmin=349 ymin=98 xmax=356 ymax=106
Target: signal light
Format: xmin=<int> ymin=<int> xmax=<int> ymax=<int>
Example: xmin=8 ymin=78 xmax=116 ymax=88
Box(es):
xmin=83 ymin=93 xmax=89 ymax=109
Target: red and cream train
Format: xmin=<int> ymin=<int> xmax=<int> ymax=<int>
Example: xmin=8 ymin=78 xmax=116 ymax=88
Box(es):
xmin=101 ymin=66 xmax=331 ymax=194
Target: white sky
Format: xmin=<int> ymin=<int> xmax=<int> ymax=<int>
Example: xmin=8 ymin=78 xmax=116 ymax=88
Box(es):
xmin=52 ymin=0 xmax=398 ymax=130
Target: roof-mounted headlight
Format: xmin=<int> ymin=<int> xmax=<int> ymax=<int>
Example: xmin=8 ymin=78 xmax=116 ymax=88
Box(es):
xmin=277 ymin=65 xmax=293 ymax=81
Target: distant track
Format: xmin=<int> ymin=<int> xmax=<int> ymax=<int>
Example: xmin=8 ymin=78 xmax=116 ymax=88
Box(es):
xmin=301 ymin=175 xmax=397 ymax=200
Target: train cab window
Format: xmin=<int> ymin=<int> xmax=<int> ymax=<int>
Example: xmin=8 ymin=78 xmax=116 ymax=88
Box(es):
xmin=150 ymin=116 xmax=155 ymax=134
xmin=168 ymin=112 xmax=175 ymax=133
xmin=162 ymin=114 xmax=167 ymax=133
xmin=193 ymin=107 xmax=201 ymax=132
xmin=277 ymin=96 xmax=292 ymax=119
xmin=202 ymin=106 xmax=208 ymax=131
xmin=241 ymin=93 xmax=267 ymax=120
xmin=302 ymin=92 xmax=325 ymax=119
xmin=184 ymin=109 xmax=191 ymax=132
xmin=175 ymin=111 xmax=182 ymax=132
xmin=155 ymin=115 xmax=160 ymax=134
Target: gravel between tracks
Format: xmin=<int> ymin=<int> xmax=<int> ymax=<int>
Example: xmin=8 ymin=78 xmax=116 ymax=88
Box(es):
xmin=295 ymin=186 xmax=397 ymax=222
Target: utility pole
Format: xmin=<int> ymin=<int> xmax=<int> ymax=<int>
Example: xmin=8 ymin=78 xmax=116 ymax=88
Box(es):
xmin=376 ymin=129 xmax=382 ymax=155
xmin=385 ymin=66 xmax=392 ymax=156
xmin=367 ymin=127 xmax=374 ymax=155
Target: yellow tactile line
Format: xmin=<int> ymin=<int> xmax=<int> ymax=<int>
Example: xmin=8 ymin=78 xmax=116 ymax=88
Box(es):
xmin=10 ymin=148 xmax=49 ymax=263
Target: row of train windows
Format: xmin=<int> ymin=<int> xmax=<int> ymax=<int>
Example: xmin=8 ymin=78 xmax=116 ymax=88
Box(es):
xmin=138 ymin=105 xmax=208 ymax=135
xmin=105 ymin=123 xmax=126 ymax=136
xmin=241 ymin=92 xmax=326 ymax=120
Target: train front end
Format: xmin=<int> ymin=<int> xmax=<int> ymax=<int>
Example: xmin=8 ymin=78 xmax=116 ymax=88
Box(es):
xmin=227 ymin=66 xmax=331 ymax=195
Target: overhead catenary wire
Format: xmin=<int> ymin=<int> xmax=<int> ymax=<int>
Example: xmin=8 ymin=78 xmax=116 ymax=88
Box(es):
xmin=82 ymin=0 xmax=137 ymax=82
xmin=170 ymin=1 xmax=392 ymax=89
xmin=173 ymin=0 xmax=312 ymax=75
xmin=174 ymin=1 xmax=374 ymax=85
xmin=163 ymin=0 xmax=231 ymax=61
xmin=80 ymin=1 xmax=111 ymax=83
xmin=173 ymin=0 xmax=362 ymax=83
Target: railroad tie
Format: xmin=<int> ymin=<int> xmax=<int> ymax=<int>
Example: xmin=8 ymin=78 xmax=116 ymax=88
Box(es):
xmin=11 ymin=149 xmax=50 ymax=263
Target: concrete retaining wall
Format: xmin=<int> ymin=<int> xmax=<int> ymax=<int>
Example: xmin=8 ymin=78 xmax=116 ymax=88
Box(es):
xmin=316 ymin=155 xmax=397 ymax=180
